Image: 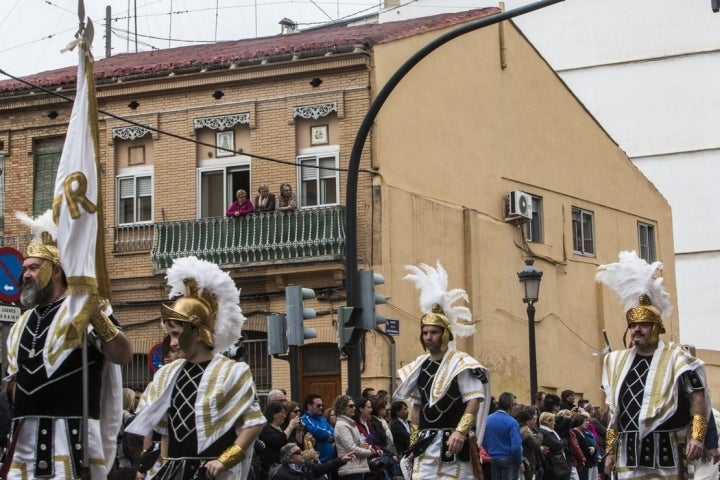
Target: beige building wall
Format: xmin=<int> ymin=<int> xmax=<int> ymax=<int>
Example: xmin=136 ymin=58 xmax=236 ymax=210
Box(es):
xmin=364 ymin=21 xmax=678 ymax=402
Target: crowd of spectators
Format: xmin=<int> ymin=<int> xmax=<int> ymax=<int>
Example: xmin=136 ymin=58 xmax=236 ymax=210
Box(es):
xmin=480 ymin=390 xmax=610 ymax=480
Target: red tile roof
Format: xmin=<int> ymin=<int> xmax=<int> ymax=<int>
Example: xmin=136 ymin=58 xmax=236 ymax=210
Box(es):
xmin=0 ymin=7 xmax=498 ymax=93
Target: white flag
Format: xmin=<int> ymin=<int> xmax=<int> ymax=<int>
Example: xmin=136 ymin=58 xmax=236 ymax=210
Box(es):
xmin=48 ymin=26 xmax=109 ymax=365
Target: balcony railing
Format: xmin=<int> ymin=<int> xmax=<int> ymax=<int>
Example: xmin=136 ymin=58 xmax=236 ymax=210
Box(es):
xmin=150 ymin=206 xmax=346 ymax=271
xmin=115 ymin=223 xmax=155 ymax=253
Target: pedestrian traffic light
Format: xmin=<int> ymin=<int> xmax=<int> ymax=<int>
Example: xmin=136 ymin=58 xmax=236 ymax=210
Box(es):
xmin=358 ymin=269 xmax=386 ymax=330
xmin=286 ymin=285 xmax=318 ymax=346
xmin=267 ymin=314 xmax=287 ymax=356
xmin=337 ymin=306 xmax=357 ymax=349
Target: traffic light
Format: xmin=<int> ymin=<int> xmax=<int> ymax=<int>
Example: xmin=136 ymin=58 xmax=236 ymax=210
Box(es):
xmin=286 ymin=285 xmax=318 ymax=346
xmin=267 ymin=314 xmax=287 ymax=355
xmin=337 ymin=306 xmax=356 ymax=349
xmin=358 ymin=269 xmax=386 ymax=330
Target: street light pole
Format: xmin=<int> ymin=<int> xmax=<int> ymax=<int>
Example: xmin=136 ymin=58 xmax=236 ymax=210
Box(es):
xmin=526 ymin=299 xmax=538 ymax=398
xmin=518 ymin=258 xmax=542 ymax=401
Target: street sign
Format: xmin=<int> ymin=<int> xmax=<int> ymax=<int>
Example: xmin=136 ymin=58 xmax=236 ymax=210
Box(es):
xmin=0 ymin=305 xmax=21 ymax=324
xmin=0 ymin=247 xmax=23 ymax=304
xmin=148 ymin=342 xmax=163 ymax=373
xmin=385 ymin=319 xmax=399 ymax=336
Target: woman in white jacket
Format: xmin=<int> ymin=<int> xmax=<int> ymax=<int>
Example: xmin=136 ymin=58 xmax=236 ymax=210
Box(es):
xmin=333 ymin=395 xmax=373 ymax=480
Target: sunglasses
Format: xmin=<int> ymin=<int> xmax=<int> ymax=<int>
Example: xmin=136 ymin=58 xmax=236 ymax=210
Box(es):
xmin=291 ymin=450 xmax=303 ymax=456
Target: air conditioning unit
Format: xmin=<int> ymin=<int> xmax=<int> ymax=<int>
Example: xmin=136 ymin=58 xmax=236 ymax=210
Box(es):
xmin=507 ymin=190 xmax=533 ymax=221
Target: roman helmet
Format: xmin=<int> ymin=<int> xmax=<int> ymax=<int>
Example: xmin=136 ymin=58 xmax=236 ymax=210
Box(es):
xmin=404 ymin=261 xmax=476 ymax=352
xmin=16 ymin=210 xmax=60 ymax=289
xmin=161 ymin=256 xmax=245 ymax=354
xmin=596 ymin=251 xmax=671 ymax=347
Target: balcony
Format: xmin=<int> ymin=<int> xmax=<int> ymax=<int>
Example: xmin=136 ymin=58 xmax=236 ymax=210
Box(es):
xmin=149 ymin=206 xmax=346 ymax=271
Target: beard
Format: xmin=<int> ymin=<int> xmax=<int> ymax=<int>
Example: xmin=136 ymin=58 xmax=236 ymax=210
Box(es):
xmin=20 ymin=279 xmax=54 ymax=308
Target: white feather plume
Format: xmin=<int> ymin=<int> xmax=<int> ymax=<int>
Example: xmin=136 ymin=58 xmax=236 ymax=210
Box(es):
xmin=404 ymin=261 xmax=475 ymax=338
xmin=596 ymin=250 xmax=672 ymax=319
xmin=15 ymin=210 xmax=57 ymax=242
xmin=166 ymin=256 xmax=245 ymax=353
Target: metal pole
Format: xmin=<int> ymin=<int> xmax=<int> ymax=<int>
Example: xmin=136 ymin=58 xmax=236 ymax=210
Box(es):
xmin=343 ymin=0 xmax=564 ymax=395
xmin=289 ymin=345 xmax=300 ymax=403
xmin=81 ymin=331 xmax=90 ymax=479
xmin=527 ymin=302 xmax=537 ymax=399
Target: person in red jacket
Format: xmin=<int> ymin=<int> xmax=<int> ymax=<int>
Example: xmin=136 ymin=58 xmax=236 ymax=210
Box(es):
xmin=226 ymin=189 xmax=254 ymax=217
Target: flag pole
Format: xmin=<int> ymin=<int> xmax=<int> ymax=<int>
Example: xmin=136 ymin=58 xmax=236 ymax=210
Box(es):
xmin=76 ymin=2 xmax=91 ymax=477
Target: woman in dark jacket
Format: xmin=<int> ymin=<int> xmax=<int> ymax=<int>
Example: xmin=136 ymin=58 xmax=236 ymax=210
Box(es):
xmin=259 ymin=402 xmax=298 ymax=479
xmin=555 ymin=412 xmax=586 ymax=480
xmin=517 ymin=408 xmax=543 ymax=480
xmin=538 ymin=412 xmax=570 ymax=480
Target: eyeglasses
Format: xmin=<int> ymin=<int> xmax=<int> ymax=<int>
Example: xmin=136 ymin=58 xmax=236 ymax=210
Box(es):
xmin=291 ymin=450 xmax=303 ymax=456
xmin=314 ymin=404 xmax=324 ymax=408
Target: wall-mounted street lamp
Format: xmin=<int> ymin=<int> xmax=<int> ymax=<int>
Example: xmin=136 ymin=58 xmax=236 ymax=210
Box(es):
xmin=518 ymin=258 xmax=543 ymax=399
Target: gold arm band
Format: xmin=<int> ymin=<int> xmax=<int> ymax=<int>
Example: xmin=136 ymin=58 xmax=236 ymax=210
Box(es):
xmin=218 ymin=443 xmax=246 ymax=469
xmin=691 ymin=415 xmax=708 ymax=442
xmin=605 ymin=428 xmax=619 ymax=456
xmin=409 ymin=424 xmax=420 ymax=447
xmin=92 ymin=312 xmax=119 ymax=342
xmin=455 ymin=413 xmax=476 ymax=435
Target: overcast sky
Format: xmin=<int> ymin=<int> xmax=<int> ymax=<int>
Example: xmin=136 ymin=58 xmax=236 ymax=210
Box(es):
xmin=0 ymin=0 xmax=382 ymax=80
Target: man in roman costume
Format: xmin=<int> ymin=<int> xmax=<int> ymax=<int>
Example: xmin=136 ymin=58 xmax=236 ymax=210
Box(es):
xmin=394 ymin=262 xmax=491 ymax=480
xmin=597 ymin=251 xmax=712 ymax=479
xmin=127 ymin=256 xmax=264 ymax=479
xmin=3 ymin=211 xmax=131 ymax=479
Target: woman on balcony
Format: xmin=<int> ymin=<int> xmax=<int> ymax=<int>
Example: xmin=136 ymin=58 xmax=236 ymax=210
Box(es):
xmin=276 ymin=182 xmax=298 ymax=212
xmin=226 ymin=189 xmax=255 ymax=218
xmin=254 ymin=184 xmax=276 ymax=213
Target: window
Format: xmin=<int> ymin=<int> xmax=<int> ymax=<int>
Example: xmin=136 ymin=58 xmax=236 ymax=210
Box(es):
xmin=298 ymin=149 xmax=339 ymax=207
xmin=638 ymin=222 xmax=656 ymax=263
xmin=572 ymin=207 xmax=595 ymax=256
xmin=523 ymin=195 xmax=543 ymax=243
xmin=117 ymin=172 xmax=152 ymax=224
xmin=121 ymin=353 xmax=152 ymax=389
xmin=33 ymin=137 xmax=64 ymax=216
xmin=197 ymin=159 xmax=250 ymax=218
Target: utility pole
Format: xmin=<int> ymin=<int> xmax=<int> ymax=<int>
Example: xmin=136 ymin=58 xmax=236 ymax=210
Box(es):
xmin=105 ymin=6 xmax=111 ymax=58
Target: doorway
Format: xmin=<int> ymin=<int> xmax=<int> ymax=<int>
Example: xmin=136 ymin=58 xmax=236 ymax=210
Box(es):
xmin=300 ymin=343 xmax=341 ymax=407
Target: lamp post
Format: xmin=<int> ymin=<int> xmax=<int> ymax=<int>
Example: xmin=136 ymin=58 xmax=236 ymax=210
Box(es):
xmin=518 ymin=259 xmax=543 ymax=399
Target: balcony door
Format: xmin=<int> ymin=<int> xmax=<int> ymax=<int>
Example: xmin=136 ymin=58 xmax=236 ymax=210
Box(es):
xmin=197 ymin=158 xmax=251 ymax=218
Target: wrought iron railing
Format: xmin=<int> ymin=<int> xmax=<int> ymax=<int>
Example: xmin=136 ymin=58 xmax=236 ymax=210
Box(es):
xmin=151 ymin=206 xmax=346 ymax=270
xmin=114 ymin=223 xmax=155 ymax=252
